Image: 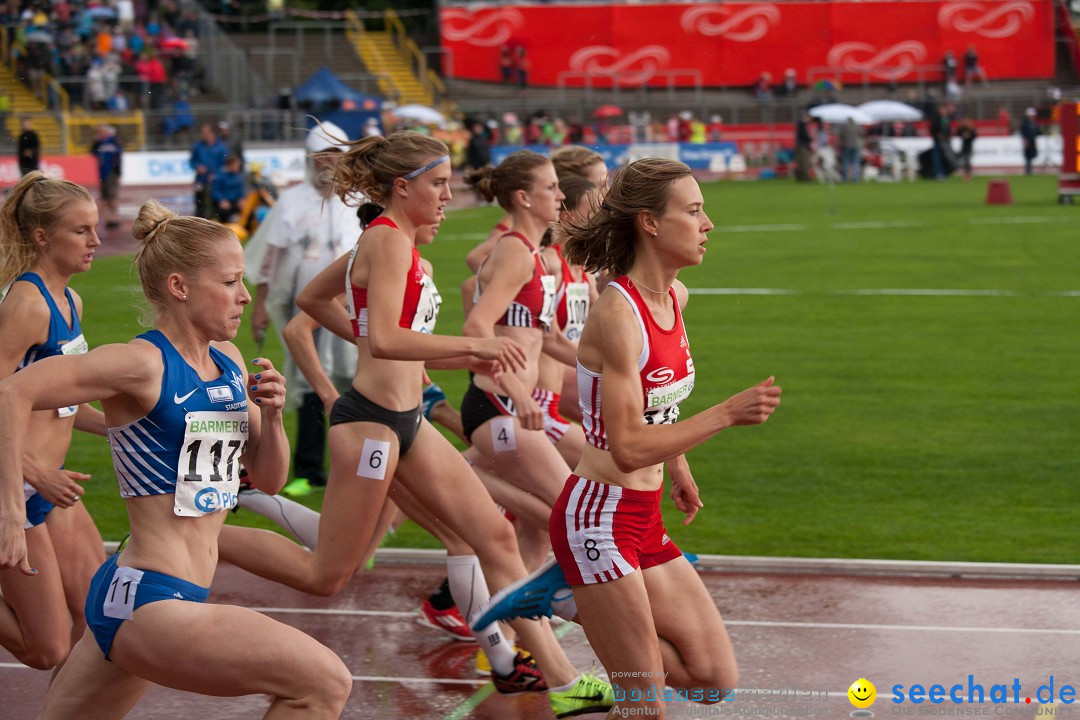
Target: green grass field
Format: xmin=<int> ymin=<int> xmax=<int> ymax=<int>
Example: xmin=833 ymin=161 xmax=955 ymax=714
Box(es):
xmin=69 ymin=174 xmax=1078 ymax=563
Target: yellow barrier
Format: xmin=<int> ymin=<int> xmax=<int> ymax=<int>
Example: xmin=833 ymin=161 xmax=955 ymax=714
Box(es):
xmin=64 ymin=111 xmax=146 ymax=154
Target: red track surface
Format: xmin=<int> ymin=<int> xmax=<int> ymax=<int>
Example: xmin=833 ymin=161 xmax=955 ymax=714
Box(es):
xmin=3 ymin=560 xmax=1078 ymax=719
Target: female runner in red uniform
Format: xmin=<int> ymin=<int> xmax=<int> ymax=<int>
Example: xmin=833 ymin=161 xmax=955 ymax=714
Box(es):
xmin=218 ymin=133 xmax=613 ymax=717
xmin=475 ymin=159 xmax=782 ymax=718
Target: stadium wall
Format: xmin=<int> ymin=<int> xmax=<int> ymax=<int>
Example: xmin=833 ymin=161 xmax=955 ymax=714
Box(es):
xmin=440 ymin=0 xmax=1056 ymax=88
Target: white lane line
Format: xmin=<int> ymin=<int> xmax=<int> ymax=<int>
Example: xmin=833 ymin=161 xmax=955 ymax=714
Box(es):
xmin=843 ymin=288 xmax=1019 ymax=297
xmin=688 ymin=288 xmax=1079 ymax=297
xmin=689 ymin=288 xmax=802 ymax=295
xmin=0 ymin=661 xmax=487 ymax=685
xmin=249 ymin=608 xmax=1080 ymax=636
xmin=716 ymin=224 xmax=808 ymax=233
xmin=727 ymin=620 xmax=1080 ymax=636
xmin=969 ymin=216 xmax=1073 ymax=225
xmin=830 ymin=221 xmax=924 ymax=229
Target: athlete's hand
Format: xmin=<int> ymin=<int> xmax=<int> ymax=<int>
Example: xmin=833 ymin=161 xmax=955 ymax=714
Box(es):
xmin=514 ymin=394 xmax=544 ymax=432
xmin=0 ymin=518 xmax=34 ymax=575
xmin=475 ymin=337 xmax=529 ymax=374
xmin=718 ymin=376 xmax=782 ymax=427
xmin=668 ymin=464 xmax=703 ymax=526
xmin=25 ymin=467 xmax=91 ymax=509
xmin=251 ymin=303 xmax=270 ymax=347
xmin=248 ymin=358 xmax=286 ymax=414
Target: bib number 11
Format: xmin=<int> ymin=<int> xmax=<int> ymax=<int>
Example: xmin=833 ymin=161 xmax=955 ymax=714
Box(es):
xmin=182 ymin=438 xmax=244 ymax=484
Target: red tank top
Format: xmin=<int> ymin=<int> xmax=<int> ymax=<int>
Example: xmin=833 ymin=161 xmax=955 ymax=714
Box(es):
xmin=552 ymin=245 xmax=590 ymax=343
xmin=578 ymin=276 xmax=694 ymax=451
xmin=485 ymin=232 xmax=556 ymax=330
xmin=346 ymin=217 xmax=441 ymax=337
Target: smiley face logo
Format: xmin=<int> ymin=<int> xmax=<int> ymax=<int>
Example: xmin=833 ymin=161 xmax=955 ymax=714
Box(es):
xmin=848 ymin=678 xmax=877 ymax=709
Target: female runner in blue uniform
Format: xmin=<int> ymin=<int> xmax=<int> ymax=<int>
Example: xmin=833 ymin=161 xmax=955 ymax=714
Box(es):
xmin=474 ymin=159 xmax=782 ymax=719
xmin=0 ymin=200 xmax=352 ymax=718
xmin=0 ymin=172 xmax=107 ymax=671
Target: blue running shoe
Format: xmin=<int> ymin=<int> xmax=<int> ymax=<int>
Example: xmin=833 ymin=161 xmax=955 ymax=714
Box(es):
xmin=422 ymin=383 xmax=447 ymax=421
xmin=682 ymin=551 xmax=699 ymax=565
xmin=470 ymin=557 xmax=571 ymax=631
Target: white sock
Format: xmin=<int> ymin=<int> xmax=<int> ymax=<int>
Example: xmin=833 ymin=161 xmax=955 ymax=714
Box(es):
xmin=237 ymin=488 xmax=322 ymax=549
xmin=553 ymin=589 xmax=578 ymax=621
xmin=549 ymin=674 xmax=582 ymax=693
xmin=446 ymin=554 xmax=517 ymax=676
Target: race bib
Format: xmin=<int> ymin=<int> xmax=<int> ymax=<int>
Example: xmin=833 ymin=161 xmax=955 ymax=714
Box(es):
xmin=102 ymin=564 xmax=145 ymax=620
xmin=174 ymin=411 xmax=247 ymax=517
xmin=538 ymin=274 xmax=557 ymax=329
xmin=563 ymin=282 xmax=590 ymax=342
xmin=411 ymin=273 xmax=442 ymax=334
xmin=57 ymin=334 xmax=88 ymax=418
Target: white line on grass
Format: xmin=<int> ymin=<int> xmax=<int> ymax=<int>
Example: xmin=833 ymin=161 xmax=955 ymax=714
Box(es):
xmin=688 ymin=288 xmax=1079 ymax=297
xmin=830 ymin=221 xmax=924 ymax=230
xmin=715 ymin=224 xmax=808 ymax=233
xmin=969 ymin=216 xmax=1073 ymax=225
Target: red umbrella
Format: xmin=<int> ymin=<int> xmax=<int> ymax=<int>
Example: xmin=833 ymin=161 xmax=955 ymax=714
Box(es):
xmin=592 ymin=104 xmax=624 ymax=119
xmin=160 ymin=37 xmax=189 ymax=52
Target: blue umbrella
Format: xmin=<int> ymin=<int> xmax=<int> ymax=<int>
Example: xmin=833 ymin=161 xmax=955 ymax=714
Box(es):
xmin=86 ymin=6 xmax=118 ymax=20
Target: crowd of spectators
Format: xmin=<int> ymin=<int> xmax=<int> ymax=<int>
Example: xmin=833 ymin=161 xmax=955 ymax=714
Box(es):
xmin=2 ymin=1 xmax=203 ymax=115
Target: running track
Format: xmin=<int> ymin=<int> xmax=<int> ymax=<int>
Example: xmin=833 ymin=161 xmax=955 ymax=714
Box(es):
xmin=3 ymin=556 xmax=1078 ymax=719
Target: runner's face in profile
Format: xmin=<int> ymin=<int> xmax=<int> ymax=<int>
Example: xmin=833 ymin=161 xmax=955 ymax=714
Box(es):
xmin=404 ymin=159 xmax=452 ymax=227
xmin=652 ymin=176 xmax=713 ymax=269
xmin=185 ymin=238 xmax=250 ymax=342
xmin=39 ymin=200 xmax=101 ymax=276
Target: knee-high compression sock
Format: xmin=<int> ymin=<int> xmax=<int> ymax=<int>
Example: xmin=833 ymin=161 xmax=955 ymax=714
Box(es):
xmin=446 ymin=555 xmax=517 ymax=676
xmin=237 ymin=488 xmax=322 ymax=549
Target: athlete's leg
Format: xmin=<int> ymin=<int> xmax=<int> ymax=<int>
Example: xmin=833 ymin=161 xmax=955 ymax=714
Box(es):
xmin=396 ymin=421 xmax=579 ymax=686
xmin=573 ymin=573 xmax=667 ymax=718
xmin=44 ymin=502 xmax=106 ymax=646
xmin=468 ymin=416 xmax=569 ymax=508
xmin=107 ymin=601 xmax=351 ymax=718
xmin=642 ymin=557 xmax=738 ymax=697
xmin=37 ymin=633 xmax=151 ymax=720
xmin=0 ymin=525 xmax=73 ymax=669
xmin=464 ymin=446 xmax=552 ymax=530
xmin=218 ymin=421 xmax=400 ymax=596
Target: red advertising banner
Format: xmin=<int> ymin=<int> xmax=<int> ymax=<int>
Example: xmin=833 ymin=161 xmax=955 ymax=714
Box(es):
xmin=440 ymin=1 xmax=1055 ymax=88
xmin=0 ymin=155 xmax=99 ymax=188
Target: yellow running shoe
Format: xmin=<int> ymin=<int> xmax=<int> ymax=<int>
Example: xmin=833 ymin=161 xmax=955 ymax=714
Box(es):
xmin=548 ymin=673 xmax=615 ymax=718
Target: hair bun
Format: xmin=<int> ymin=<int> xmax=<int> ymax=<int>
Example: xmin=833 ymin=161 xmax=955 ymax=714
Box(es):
xmin=132 ymin=199 xmax=179 ymax=243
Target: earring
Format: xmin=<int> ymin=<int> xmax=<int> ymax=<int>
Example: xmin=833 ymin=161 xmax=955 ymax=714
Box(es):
xmin=652 ymin=231 xmax=658 ymax=237
xmin=524 ymin=203 xmax=531 ymax=208
xmin=181 ymin=295 xmax=187 ymax=301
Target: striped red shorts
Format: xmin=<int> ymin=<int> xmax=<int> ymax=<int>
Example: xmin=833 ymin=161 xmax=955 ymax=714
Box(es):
xmin=550 ymin=474 xmax=682 ymax=586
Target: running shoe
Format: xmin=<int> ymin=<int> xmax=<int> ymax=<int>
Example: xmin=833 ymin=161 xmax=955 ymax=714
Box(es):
xmin=470 ymin=557 xmax=574 ymax=630
xmin=416 ymin=599 xmax=475 ymax=642
xmin=476 ymin=645 xmax=530 ymax=676
xmin=281 ymin=477 xmax=312 ymax=497
xmin=549 ymin=673 xmax=615 ymax=718
xmin=492 ymin=651 xmax=548 ymax=695
xmin=422 ymin=383 xmax=447 ymax=420
xmin=683 ymin=551 xmax=700 ymax=565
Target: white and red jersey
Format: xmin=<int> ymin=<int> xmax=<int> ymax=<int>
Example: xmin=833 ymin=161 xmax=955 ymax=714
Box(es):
xmin=346 ymin=216 xmax=441 ymax=337
xmin=553 ymin=246 xmax=590 ymax=342
xmin=578 ymin=276 xmax=695 ymax=450
xmin=480 ymin=232 xmax=556 ymax=330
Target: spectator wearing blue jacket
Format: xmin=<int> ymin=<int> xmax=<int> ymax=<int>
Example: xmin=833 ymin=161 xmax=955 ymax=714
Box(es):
xmin=90 ymin=124 xmax=123 ymax=228
xmin=212 ymin=155 xmax=246 ymax=223
xmin=190 ymin=123 xmax=228 ymax=218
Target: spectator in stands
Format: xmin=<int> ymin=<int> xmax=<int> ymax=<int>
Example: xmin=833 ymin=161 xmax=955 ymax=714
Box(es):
xmin=135 ymin=48 xmax=168 ymax=109
xmin=929 ymin=105 xmax=952 ymax=180
xmin=190 ymin=123 xmax=228 ymax=218
xmin=707 ymin=114 xmax=723 ymax=142
xmin=0 ymin=91 xmax=10 ymax=127
xmin=212 ymin=155 xmax=246 ymax=223
xmin=87 ymin=58 xmax=108 ymax=110
xmin=107 ymin=88 xmax=130 ymax=111
xmin=956 ymin=119 xmax=977 ymax=182
xmin=465 ymin=121 xmax=492 ymax=171
xmin=515 ymin=46 xmax=530 ymax=88
xmin=964 ymin=45 xmax=988 ymax=87
xmin=780 ymin=68 xmax=798 ymax=97
xmin=754 ymin=71 xmax=774 ymax=103
xmin=839 ymin=117 xmax=864 ymax=183
xmin=218 ymin=120 xmax=244 ymax=170
xmin=942 ymin=50 xmax=957 ymax=89
xmin=16 ymin=117 xmax=40 ymax=177
xmin=794 ymin=111 xmax=813 ymax=182
xmin=1020 ymin=107 xmax=1040 ymax=175
xmin=90 ymin=124 xmax=122 ymax=229
xmin=499 ymin=45 xmax=513 ymax=85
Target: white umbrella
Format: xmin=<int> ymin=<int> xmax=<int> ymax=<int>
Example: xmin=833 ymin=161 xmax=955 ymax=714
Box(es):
xmin=857 ymin=100 xmax=923 ymax=123
xmin=808 ymin=103 xmax=874 ymax=125
xmin=391 ymin=104 xmax=446 ymax=127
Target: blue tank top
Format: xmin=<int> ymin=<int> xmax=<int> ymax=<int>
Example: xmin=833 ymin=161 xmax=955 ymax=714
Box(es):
xmin=14 ymin=272 xmax=87 ymax=417
xmin=15 ymin=271 xmax=87 ymax=367
xmin=107 ymin=330 xmax=249 ymax=516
